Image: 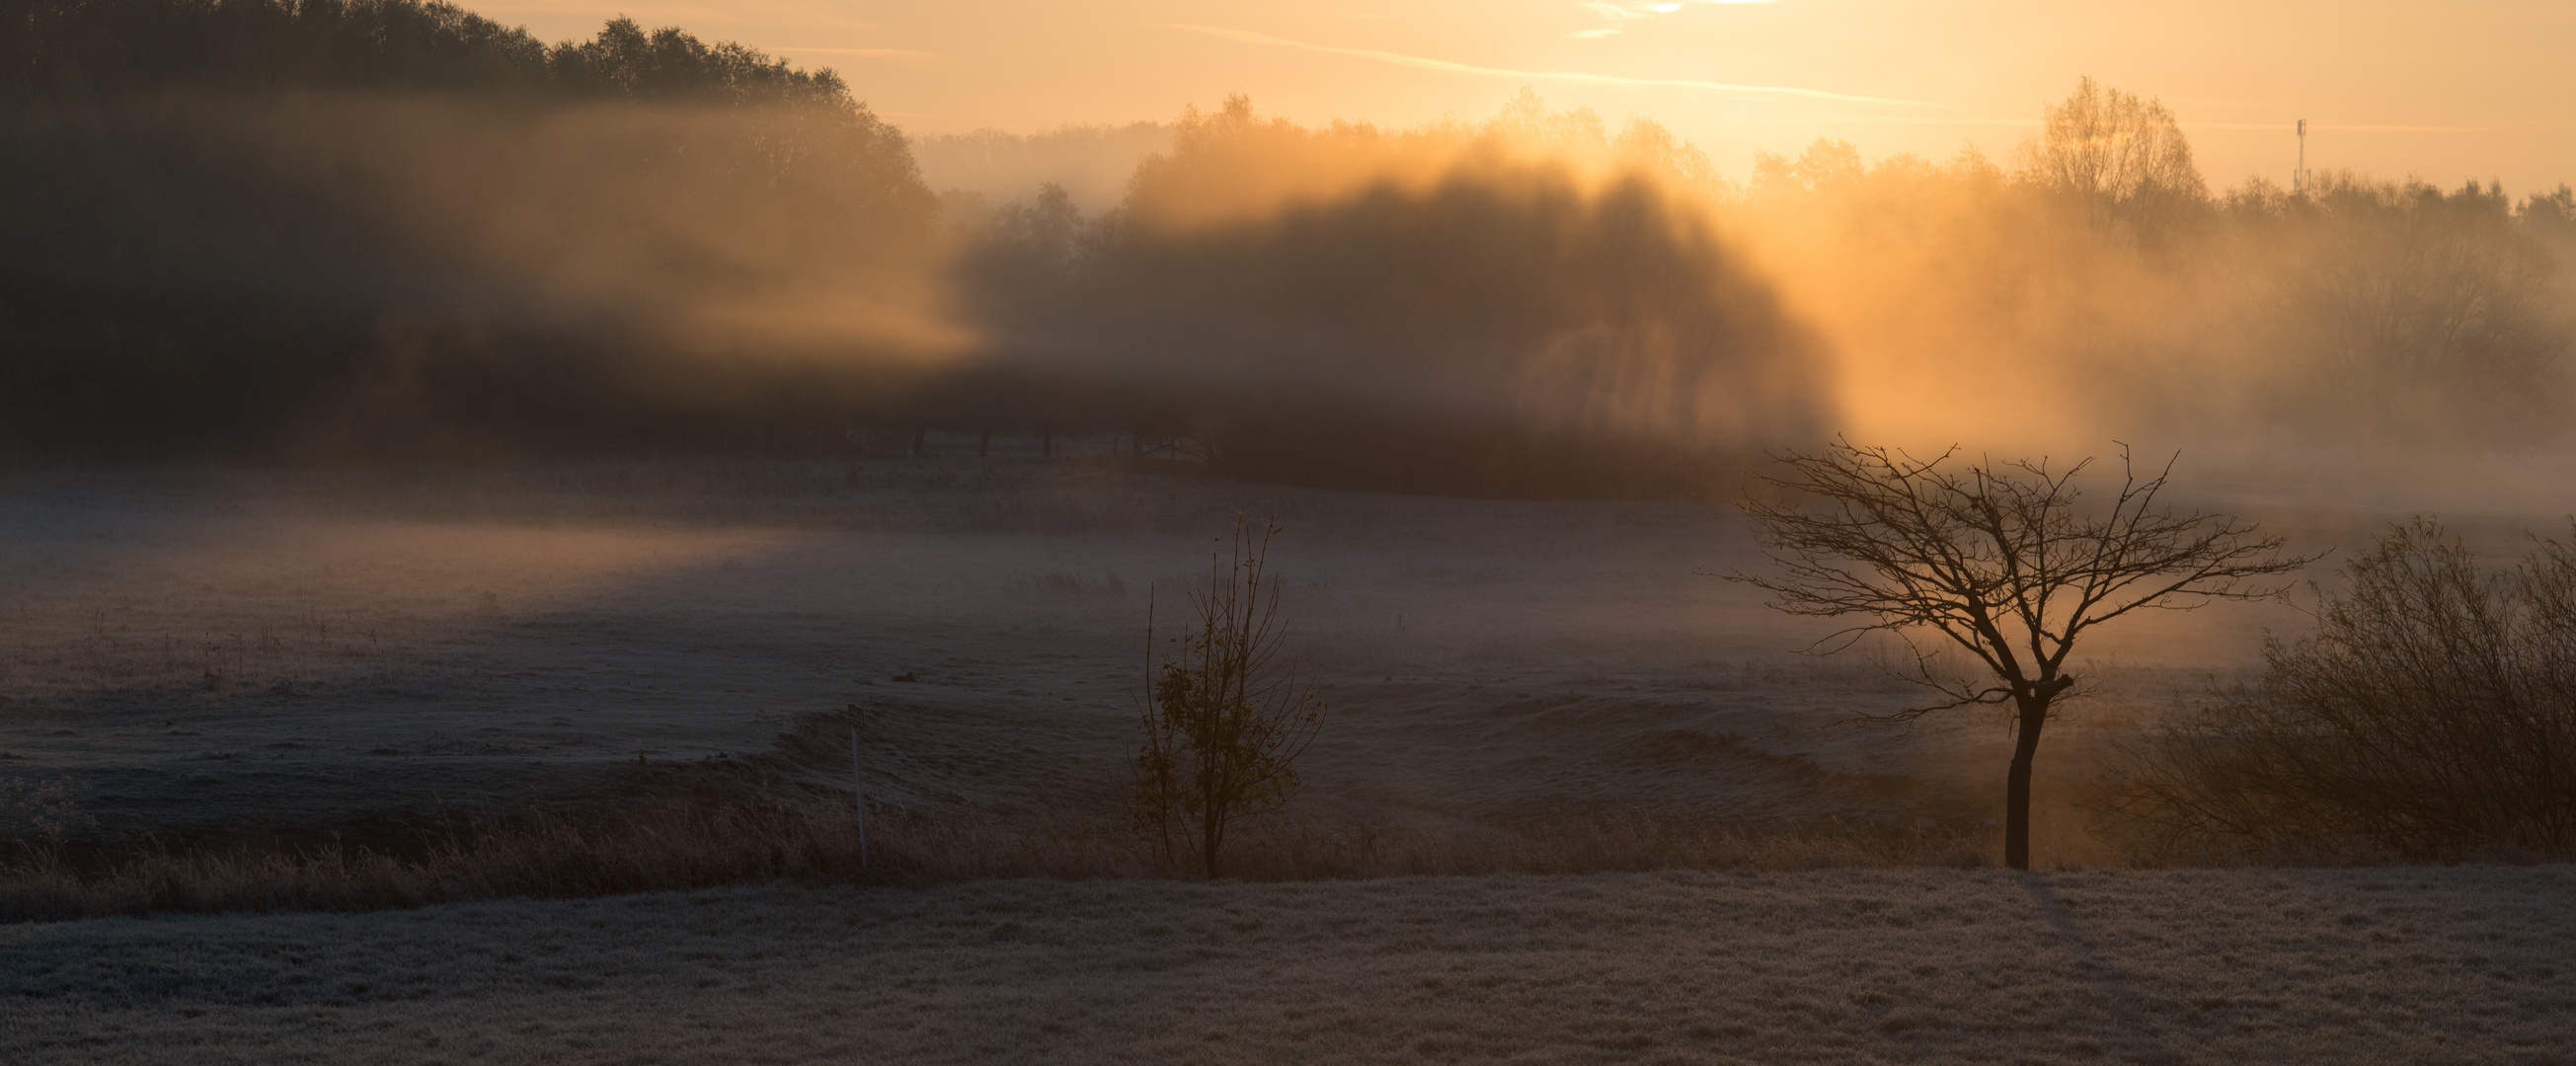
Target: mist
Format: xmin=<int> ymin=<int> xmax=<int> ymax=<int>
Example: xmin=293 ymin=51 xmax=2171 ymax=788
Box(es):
xmin=947 ymin=94 xmax=1817 ymax=495
xmin=12 ymin=3 xmax=2573 ymax=495
xmin=944 ymin=85 xmax=2576 ymax=490
xmin=1726 ymin=114 xmax=2576 ymax=465
xmin=913 ymin=122 xmax=1168 ymax=215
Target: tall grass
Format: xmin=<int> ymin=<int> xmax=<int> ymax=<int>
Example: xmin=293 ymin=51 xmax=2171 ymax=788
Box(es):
xmin=0 ymin=801 xmax=1990 ymax=925
xmin=0 ymin=801 xmax=859 ymax=924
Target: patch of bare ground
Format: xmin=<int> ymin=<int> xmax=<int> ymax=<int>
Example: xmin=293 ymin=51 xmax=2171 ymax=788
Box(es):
xmin=4 ymin=866 xmax=2570 ymax=1064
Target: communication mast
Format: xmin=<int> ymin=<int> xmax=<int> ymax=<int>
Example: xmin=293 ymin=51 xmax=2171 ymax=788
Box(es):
xmin=2295 ymin=118 xmax=2310 ymax=193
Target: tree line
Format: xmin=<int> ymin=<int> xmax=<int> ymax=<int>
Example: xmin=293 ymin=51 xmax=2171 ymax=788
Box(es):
xmin=6 ymin=0 xmax=850 ymax=104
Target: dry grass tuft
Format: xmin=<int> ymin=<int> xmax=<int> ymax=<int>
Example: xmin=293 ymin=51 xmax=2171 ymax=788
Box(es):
xmin=0 ymin=802 xmax=862 ymax=924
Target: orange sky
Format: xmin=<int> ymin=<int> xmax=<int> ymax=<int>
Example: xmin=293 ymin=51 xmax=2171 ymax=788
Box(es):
xmin=483 ymin=1 xmax=2576 ymax=195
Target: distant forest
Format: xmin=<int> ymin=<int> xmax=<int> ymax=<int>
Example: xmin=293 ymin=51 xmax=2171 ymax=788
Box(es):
xmin=7 ymin=0 xmax=2576 ymax=493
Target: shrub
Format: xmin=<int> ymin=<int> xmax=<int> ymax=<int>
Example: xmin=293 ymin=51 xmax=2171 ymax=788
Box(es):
xmin=2112 ymin=517 xmax=2576 ymax=862
xmin=1132 ymin=514 xmax=1325 ymax=878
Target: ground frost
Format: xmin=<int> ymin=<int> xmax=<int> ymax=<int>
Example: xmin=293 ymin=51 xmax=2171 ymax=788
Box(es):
xmin=2 ymin=867 xmax=2569 ymax=1063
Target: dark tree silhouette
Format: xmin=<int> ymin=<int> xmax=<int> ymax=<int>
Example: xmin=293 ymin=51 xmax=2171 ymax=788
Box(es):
xmin=1732 ymin=440 xmax=2314 ymax=869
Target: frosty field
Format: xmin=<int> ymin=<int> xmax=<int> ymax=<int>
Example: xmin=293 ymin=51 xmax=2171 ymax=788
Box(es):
xmin=5 ymin=867 xmax=2573 ymax=1064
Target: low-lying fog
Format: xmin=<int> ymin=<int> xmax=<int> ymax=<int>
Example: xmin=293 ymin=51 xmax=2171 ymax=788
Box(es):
xmin=6 ymin=448 xmax=2562 ymax=867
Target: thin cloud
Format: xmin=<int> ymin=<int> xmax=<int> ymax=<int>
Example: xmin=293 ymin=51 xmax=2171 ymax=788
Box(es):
xmin=1167 ymin=24 xmax=1938 ymax=108
xmin=1760 ymin=115 xmax=2035 ymax=126
xmin=2208 ymin=122 xmax=2505 ymax=133
xmin=1576 ymin=0 xmax=1774 ymax=38
xmin=1586 ymin=0 xmax=1681 ymax=21
xmin=1760 ymin=116 xmax=2510 ymax=134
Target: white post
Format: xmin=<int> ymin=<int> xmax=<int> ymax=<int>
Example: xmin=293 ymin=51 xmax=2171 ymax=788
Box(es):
xmin=2296 ymin=118 xmax=2307 ymax=193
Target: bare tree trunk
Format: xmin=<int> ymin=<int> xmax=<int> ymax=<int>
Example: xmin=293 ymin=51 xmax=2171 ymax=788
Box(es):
xmin=2005 ymin=696 xmax=2049 ymax=870
xmin=977 ymin=430 xmax=989 ymax=458
xmin=1200 ymin=759 xmax=1227 ymax=879
xmin=909 ymin=427 xmax=925 ymax=458
xmin=1041 ymin=427 xmax=1053 ymax=457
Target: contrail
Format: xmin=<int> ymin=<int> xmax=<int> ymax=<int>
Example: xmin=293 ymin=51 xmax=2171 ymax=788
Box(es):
xmin=1166 ymin=24 xmax=1942 ymax=108
xmin=1759 ymin=116 xmax=2509 ymax=133
xmin=2192 ymin=121 xmax=2507 ymax=133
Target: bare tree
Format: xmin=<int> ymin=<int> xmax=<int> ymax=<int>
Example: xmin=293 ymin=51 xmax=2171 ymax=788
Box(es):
xmin=2017 ymin=75 xmax=2206 ymax=240
xmin=1133 ymin=514 xmax=1325 ymax=878
xmin=1732 ymin=440 xmax=2313 ymax=869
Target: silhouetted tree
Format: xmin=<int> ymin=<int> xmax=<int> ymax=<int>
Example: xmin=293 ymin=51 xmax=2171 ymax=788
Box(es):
xmin=2017 ymin=75 xmax=2206 ymax=242
xmin=1733 ymin=441 xmax=2313 ymax=869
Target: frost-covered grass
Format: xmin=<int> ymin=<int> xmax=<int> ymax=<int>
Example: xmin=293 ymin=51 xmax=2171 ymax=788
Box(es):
xmin=5 ymin=867 xmax=2571 ymax=1064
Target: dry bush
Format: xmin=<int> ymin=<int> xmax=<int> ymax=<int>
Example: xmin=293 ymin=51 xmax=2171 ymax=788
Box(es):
xmin=2108 ymin=517 xmax=2576 ymax=864
xmin=1133 ymin=514 xmax=1324 ymax=877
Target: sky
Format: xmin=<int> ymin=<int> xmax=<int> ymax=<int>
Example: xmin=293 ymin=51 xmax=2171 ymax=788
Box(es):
xmin=481 ymin=0 xmax=2576 ymax=195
